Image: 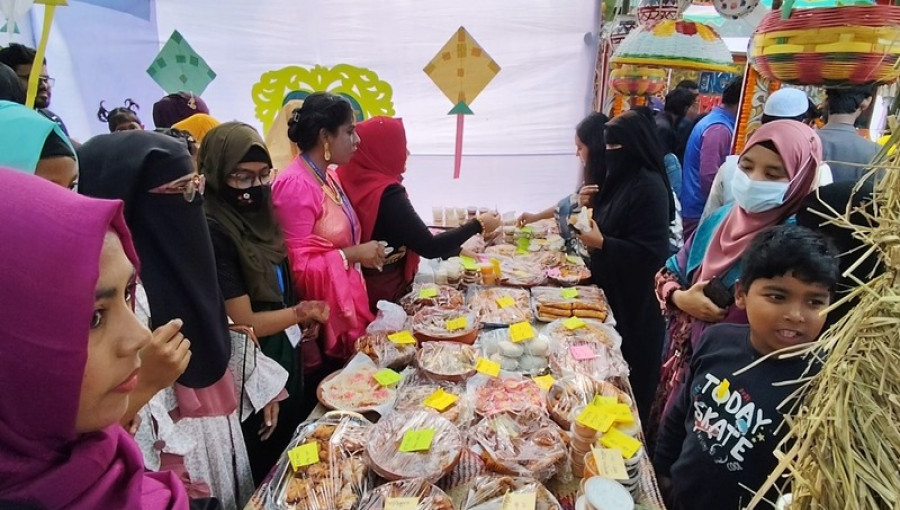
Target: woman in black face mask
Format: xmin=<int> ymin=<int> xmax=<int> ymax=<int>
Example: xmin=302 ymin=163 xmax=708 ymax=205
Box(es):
xmin=577 ymin=109 xmax=675 ymax=427
xmin=199 ymin=122 xmax=330 ymax=484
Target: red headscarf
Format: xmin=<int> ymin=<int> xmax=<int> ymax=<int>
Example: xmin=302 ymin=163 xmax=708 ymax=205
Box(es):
xmin=697 ymin=120 xmax=822 ymax=282
xmin=338 ymin=116 xmax=419 ymax=281
xmin=0 ymin=169 xmax=188 ymax=509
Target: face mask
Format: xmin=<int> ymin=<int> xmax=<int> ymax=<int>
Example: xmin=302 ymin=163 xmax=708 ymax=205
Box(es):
xmin=223 ymin=184 xmax=269 ymax=213
xmin=731 ymin=170 xmax=790 ymax=213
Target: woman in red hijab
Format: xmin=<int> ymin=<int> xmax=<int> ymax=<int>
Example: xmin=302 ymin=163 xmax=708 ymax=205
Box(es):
xmin=338 ymin=117 xmax=501 ymax=310
xmin=0 ymin=169 xmax=188 ymax=509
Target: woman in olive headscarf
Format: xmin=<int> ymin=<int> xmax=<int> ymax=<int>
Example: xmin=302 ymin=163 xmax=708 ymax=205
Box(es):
xmin=199 ymin=122 xmax=329 ymax=484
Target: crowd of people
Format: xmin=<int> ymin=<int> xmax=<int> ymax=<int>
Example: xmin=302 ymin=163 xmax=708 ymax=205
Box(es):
xmin=0 ymin=39 xmax=884 ymax=510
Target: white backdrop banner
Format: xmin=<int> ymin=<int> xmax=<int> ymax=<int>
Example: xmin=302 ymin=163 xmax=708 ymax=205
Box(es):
xmin=24 ymin=0 xmax=600 ymax=215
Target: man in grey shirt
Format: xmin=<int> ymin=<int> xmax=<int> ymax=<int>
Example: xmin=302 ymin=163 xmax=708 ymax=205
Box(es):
xmin=817 ymin=85 xmax=880 ymax=182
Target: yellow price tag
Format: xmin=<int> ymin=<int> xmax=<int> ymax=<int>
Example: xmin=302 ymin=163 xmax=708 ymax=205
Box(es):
xmin=607 ymin=403 xmax=635 ymax=424
xmin=591 ymin=446 xmax=629 ymax=481
xmin=418 ymin=286 xmax=438 ymax=299
xmin=398 ymin=428 xmax=435 ymax=452
xmin=502 ymin=491 xmax=536 ymax=510
xmin=388 ymin=330 xmax=417 ymax=345
xmin=384 ymin=497 xmax=420 ymax=510
xmin=423 ymin=388 xmax=458 ymax=411
xmin=600 ymin=427 xmax=643 ymax=459
xmin=445 ymin=317 xmax=468 ymax=331
xmin=373 ymin=368 xmax=403 ymax=387
xmin=532 ymin=374 xmax=555 ymax=391
xmin=288 ymin=442 xmax=319 ymax=470
xmin=592 ymin=395 xmax=618 ymax=407
xmin=509 ymin=321 xmax=535 ymax=343
xmin=563 ymin=316 xmax=586 ymax=330
xmin=460 ymin=256 xmax=479 ymax=271
xmin=576 ymin=404 xmax=615 ymax=432
xmin=560 ymin=288 xmax=579 ymax=299
xmin=566 ymin=255 xmax=581 ymax=264
xmin=496 ymin=296 xmax=517 ymax=308
xmin=475 ymin=357 xmax=501 ymax=377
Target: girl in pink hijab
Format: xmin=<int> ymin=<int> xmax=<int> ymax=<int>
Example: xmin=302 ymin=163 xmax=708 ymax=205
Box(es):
xmin=0 ymin=169 xmax=188 ymax=509
xmin=649 ymin=120 xmax=822 ymax=446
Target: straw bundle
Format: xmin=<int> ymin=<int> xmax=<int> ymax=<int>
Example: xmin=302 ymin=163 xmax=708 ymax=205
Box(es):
xmin=745 ymin=136 xmax=900 ymax=509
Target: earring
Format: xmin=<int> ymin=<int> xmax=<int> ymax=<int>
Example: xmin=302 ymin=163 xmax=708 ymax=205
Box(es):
xmin=324 ymin=141 xmax=332 ymax=162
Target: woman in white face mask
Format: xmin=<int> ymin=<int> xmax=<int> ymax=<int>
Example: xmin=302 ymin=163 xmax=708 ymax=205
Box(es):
xmin=647 ymin=120 xmax=821 ymax=449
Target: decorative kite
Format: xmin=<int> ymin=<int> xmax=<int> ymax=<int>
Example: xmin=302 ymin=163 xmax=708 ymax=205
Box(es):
xmin=424 ymin=27 xmax=500 ymax=179
xmin=147 ymin=30 xmax=217 ymax=95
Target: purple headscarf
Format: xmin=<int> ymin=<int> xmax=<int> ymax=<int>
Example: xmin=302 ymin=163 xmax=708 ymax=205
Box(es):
xmin=152 ymin=91 xmax=209 ymax=128
xmin=0 ymin=169 xmax=188 ymax=509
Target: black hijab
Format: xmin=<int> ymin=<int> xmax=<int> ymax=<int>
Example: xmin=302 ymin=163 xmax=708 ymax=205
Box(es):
xmin=600 ymin=109 xmax=675 ymax=221
xmin=77 ymin=130 xmax=230 ymax=389
xmin=0 ymin=63 xmax=25 ymax=104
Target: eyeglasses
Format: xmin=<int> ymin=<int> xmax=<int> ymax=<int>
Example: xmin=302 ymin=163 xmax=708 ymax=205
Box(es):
xmin=148 ymin=174 xmax=206 ymax=202
xmin=17 ymin=75 xmax=55 ymax=87
xmin=226 ymin=168 xmax=274 ymax=189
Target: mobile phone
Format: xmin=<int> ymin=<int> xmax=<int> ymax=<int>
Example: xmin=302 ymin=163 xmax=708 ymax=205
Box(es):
xmin=702 ymin=276 xmax=735 ymax=309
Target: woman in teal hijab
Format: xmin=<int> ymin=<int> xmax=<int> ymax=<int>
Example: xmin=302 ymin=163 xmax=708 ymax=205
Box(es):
xmin=0 ymin=100 xmax=77 ymax=188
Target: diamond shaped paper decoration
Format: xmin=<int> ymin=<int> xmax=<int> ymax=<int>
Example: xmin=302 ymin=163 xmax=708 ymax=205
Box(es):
xmin=423 ymin=27 xmax=500 ymax=114
xmin=147 ymin=30 xmax=217 ymax=95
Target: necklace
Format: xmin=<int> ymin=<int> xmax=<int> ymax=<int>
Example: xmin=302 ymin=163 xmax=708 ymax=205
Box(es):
xmin=302 ymin=154 xmax=342 ymax=205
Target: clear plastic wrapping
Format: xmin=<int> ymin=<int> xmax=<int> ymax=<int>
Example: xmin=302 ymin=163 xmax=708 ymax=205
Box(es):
xmin=479 ymin=328 xmax=550 ymax=375
xmin=461 ymin=475 xmax=563 ymax=510
xmin=531 ymin=286 xmax=611 ymax=323
xmin=468 ymin=374 xmax=545 ymax=417
xmin=412 ymin=306 xmax=480 ymax=342
xmin=399 ymin=284 xmax=465 ymax=315
xmin=468 ymin=286 xmax=533 ymax=326
xmin=364 ymin=410 xmax=463 ymax=483
xmin=498 ymin=257 xmax=548 ymax=287
xmin=356 ymin=479 xmax=454 ymax=510
xmin=470 ymin=406 xmax=568 ymax=481
xmin=545 ymin=323 xmax=629 ymax=381
xmin=416 ymin=341 xmax=478 ymax=382
xmin=545 ymin=374 xmax=633 ymax=429
xmin=355 ymin=331 xmax=417 ymax=369
xmin=317 ymin=352 xmax=398 ymax=414
xmin=541 ymin=317 xmax=622 ymax=349
xmin=269 ymin=413 xmax=372 ymax=510
xmin=392 ymin=372 xmax=474 ymax=427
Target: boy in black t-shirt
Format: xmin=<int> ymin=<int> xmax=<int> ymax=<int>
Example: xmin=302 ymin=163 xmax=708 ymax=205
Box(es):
xmin=654 ymin=225 xmax=839 ymax=510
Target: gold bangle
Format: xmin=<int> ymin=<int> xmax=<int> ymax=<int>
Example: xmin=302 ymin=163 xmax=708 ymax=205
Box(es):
xmin=475 ymin=216 xmax=486 ymax=232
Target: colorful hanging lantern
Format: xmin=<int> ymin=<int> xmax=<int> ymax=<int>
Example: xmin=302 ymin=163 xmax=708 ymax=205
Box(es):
xmin=714 ymin=0 xmax=760 ymax=20
xmin=611 ymin=20 xmax=736 ymax=73
xmin=607 ymin=16 xmax=639 ymax=52
xmin=608 ymin=65 xmax=668 ymax=96
xmin=637 ymin=0 xmax=681 ymax=28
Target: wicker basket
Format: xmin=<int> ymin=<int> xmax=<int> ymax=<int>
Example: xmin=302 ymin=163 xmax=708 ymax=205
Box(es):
xmin=749 ymin=6 xmax=900 ymax=86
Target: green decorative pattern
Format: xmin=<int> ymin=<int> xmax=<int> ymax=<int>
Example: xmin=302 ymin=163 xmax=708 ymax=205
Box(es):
xmin=147 ymin=30 xmax=217 ymax=95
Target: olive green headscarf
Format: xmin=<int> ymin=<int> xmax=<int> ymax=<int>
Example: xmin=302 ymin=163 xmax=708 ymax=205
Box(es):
xmin=200 ymin=122 xmax=286 ymax=303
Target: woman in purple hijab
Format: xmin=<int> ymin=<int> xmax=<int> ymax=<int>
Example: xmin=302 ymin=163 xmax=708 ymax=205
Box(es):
xmin=0 ymin=168 xmax=188 ymax=509
xmin=153 ymin=91 xmax=210 ymax=128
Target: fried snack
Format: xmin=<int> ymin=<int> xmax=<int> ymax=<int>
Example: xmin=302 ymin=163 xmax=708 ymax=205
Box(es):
xmin=392 ymin=375 xmax=473 ymax=426
xmin=540 ymin=317 xmax=620 ymax=348
xmin=365 ymin=411 xmax=463 ymax=483
xmin=472 ymin=375 xmax=544 ymax=417
xmin=399 ymin=284 xmax=465 ymax=315
xmin=545 ymin=374 xmax=633 ymax=429
xmin=531 ymin=285 xmax=609 ymax=322
xmin=469 ymin=286 xmax=532 ymax=325
xmin=355 ymin=331 xmax=417 ymax=369
xmin=470 ymin=407 xmax=567 ymax=481
xmin=498 ymin=257 xmax=547 ymax=287
xmin=417 ymin=341 xmax=478 ymax=382
xmin=412 ymin=306 xmax=480 ymax=341
xmin=461 ymin=475 xmax=563 ymax=510
xmin=548 ymin=335 xmax=630 ymax=382
xmin=357 ymin=479 xmax=454 ymax=510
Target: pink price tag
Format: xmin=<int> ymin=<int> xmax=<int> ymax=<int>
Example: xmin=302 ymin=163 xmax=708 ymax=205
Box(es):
xmin=570 ymin=345 xmax=597 ymax=361
xmin=546 ymin=268 xmax=561 ymax=278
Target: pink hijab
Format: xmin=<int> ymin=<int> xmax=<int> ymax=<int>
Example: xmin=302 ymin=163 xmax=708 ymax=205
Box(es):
xmin=698 ymin=120 xmax=822 ymax=282
xmin=0 ymin=169 xmax=187 ymax=509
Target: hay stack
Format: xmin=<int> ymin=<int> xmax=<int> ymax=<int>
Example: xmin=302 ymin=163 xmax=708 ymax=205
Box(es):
xmin=745 ymin=136 xmax=900 ymax=509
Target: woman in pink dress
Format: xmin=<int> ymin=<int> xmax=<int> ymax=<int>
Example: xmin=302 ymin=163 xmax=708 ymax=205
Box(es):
xmin=272 ymin=92 xmax=386 ymax=371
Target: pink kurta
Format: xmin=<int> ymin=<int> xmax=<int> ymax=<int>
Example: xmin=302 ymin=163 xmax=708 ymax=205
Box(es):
xmin=272 ymin=156 xmax=374 ymax=361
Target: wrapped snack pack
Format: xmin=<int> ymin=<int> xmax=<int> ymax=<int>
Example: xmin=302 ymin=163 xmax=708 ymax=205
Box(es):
xmin=364 ymin=410 xmax=463 ymax=483
xmin=392 ymin=372 xmax=474 ymax=427
xmin=498 ymin=257 xmax=547 ymax=287
xmin=541 ymin=317 xmax=621 ymax=349
xmin=461 ymin=475 xmax=563 ymax=510
xmin=468 ymin=286 xmax=533 ymax=326
xmin=480 ymin=327 xmax=550 ymax=375
xmin=545 ymin=323 xmax=629 ymax=381
xmin=531 ymin=286 xmax=611 ymax=323
xmin=356 ymin=479 xmax=453 ymax=510
xmin=270 ymin=413 xmax=372 ymax=510
xmin=355 ymin=331 xmax=417 ymax=369
xmin=399 ymin=284 xmax=465 ymax=315
xmin=470 ymin=407 xmax=568 ymax=481
xmin=416 ymin=341 xmax=479 ymax=383
xmin=317 ymin=353 xmax=399 ymax=414
xmin=468 ymin=374 xmax=545 ymax=417
xmin=413 ymin=306 xmax=480 ymax=343
xmin=546 ymin=374 xmax=633 ymax=429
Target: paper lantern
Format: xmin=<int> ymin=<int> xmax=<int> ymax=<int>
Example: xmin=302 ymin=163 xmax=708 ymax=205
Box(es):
xmin=608 ymin=65 xmax=668 ymax=96
xmin=611 ymin=20 xmax=736 ymax=73
xmin=714 ymin=0 xmax=760 ymax=19
xmin=607 ymin=16 xmax=639 ymax=52
xmin=637 ymin=0 xmax=681 ymax=28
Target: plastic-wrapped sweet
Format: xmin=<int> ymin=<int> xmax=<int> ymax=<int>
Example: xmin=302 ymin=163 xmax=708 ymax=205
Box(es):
xmin=317 ymin=353 xmax=398 ymax=414
xmin=270 ymin=413 xmax=373 ymax=510
xmin=356 ymin=479 xmax=453 ymax=510
xmin=468 ymin=374 xmax=545 ymax=417
xmin=412 ymin=306 xmax=480 ymax=343
xmin=541 ymin=317 xmax=622 ymax=349
xmin=470 ymin=407 xmax=568 ymax=481
xmin=548 ymin=335 xmax=630 ymax=382
xmin=355 ymin=331 xmax=417 ymax=369
xmin=461 ymin=475 xmax=563 ymax=510
xmin=479 ymin=329 xmax=549 ymax=376
xmin=531 ymin=286 xmax=612 ymax=323
xmin=545 ymin=374 xmax=633 ymax=429
xmin=498 ymin=257 xmax=547 ymax=287
xmin=416 ymin=341 xmax=478 ymax=382
xmin=468 ymin=286 xmax=533 ymax=326
xmin=392 ymin=373 xmax=474 ymax=427
xmin=364 ymin=411 xmax=463 ymax=483
xmin=399 ymin=284 xmax=465 ymax=315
